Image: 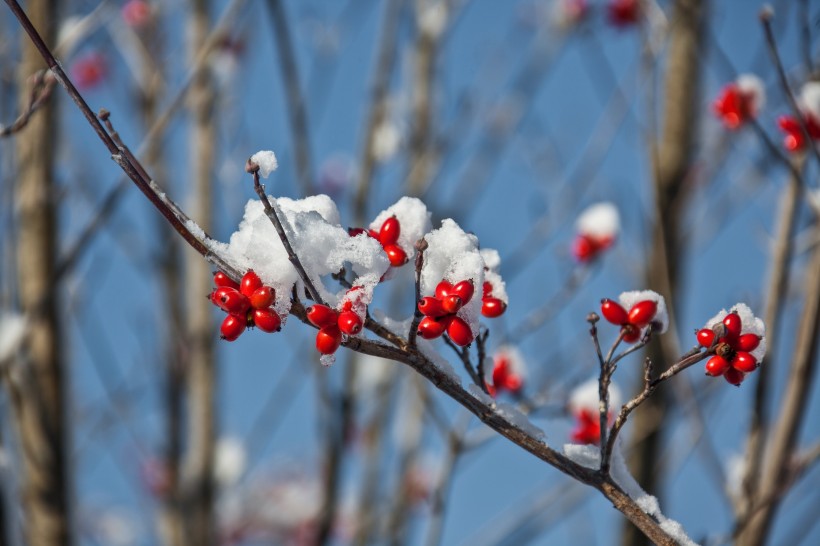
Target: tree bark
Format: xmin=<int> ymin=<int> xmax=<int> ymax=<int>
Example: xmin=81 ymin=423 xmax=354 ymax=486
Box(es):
xmin=13 ymin=0 xmax=71 ymax=545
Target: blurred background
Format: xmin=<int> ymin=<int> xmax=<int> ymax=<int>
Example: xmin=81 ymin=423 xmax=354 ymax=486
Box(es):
xmin=1 ymin=0 xmax=819 ymax=545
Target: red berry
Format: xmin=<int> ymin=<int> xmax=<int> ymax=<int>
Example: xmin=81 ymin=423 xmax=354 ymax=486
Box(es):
xmin=451 ymin=280 xmax=475 ymax=304
xmin=723 ymin=367 xmax=745 ymax=386
xmin=253 ymin=308 xmax=281 ymax=333
xmin=249 ymin=286 xmax=275 ymax=309
xmin=628 ymin=300 xmax=657 ymax=327
xmin=213 ymin=287 xmax=250 ymax=315
xmin=723 ymin=312 xmax=742 ymax=339
xmin=697 ymin=328 xmax=715 ymax=348
xmin=705 ymin=355 xmax=730 ymax=376
xmin=384 ymin=244 xmax=408 ymax=267
xmin=316 ymin=325 xmax=342 ymax=354
xmin=220 ymin=314 xmax=246 ymax=341
xmin=483 ymin=281 xmax=493 ymax=297
xmin=418 ymin=297 xmax=448 ymax=318
xmin=435 ymin=280 xmax=453 ymax=300
xmin=213 ymin=271 xmax=239 ymax=289
xmin=210 ymin=286 xmax=232 ymax=306
xmin=307 ymin=304 xmax=338 ymax=328
xmin=572 ymin=234 xmax=596 ymax=262
xmin=600 ymin=299 xmax=629 ymax=325
xmin=481 ymin=297 xmax=506 ymax=318
xmin=446 ymin=316 xmax=473 ymax=346
xmin=378 ymin=216 xmax=400 ymax=246
xmin=736 ymin=333 xmax=761 ymax=352
xmin=732 ymin=351 xmax=758 ymax=373
xmin=441 ymin=295 xmax=463 ymax=314
xmin=348 ymin=227 xmax=367 ymax=237
xmin=417 ymin=316 xmax=448 ymax=339
xmin=621 ymin=326 xmax=641 ymax=343
xmin=240 ymin=270 xmax=263 ymax=297
xmin=338 ymin=311 xmax=363 ymax=335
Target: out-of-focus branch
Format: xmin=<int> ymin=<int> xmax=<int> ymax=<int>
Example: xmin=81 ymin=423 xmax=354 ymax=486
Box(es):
xmin=265 ymin=0 xmax=315 ymax=197
xmin=0 ymin=67 xmax=53 ymax=137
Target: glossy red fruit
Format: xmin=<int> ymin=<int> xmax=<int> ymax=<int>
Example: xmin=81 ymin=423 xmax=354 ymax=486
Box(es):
xmin=418 ymin=297 xmax=448 ymax=318
xmin=378 ymin=216 xmax=400 ymax=246
xmin=697 ymin=328 xmax=715 ymax=348
xmin=451 ymin=280 xmax=475 ymax=304
xmin=384 ymin=244 xmax=408 ymax=266
xmin=621 ymin=326 xmax=641 ymax=343
xmin=600 ymin=299 xmax=629 ymax=325
xmin=736 ymin=333 xmax=761 ymax=352
xmin=214 ymin=288 xmax=250 ymax=315
xmin=628 ymin=300 xmax=657 ymax=327
xmin=572 ymin=234 xmax=595 ymax=262
xmin=253 ymin=309 xmax=281 ymax=333
xmin=240 ymin=270 xmax=263 ymax=297
xmin=723 ymin=312 xmax=742 ymax=339
xmin=348 ymin=227 xmax=367 ymax=237
xmin=338 ymin=311 xmax=363 ymax=335
xmin=435 ymin=280 xmax=453 ymax=300
xmin=316 ymin=325 xmax=342 ymax=354
xmin=210 ymin=286 xmax=233 ymax=306
xmin=250 ymin=286 xmax=275 ymax=309
xmin=213 ymin=271 xmax=239 ymax=289
xmin=723 ymin=367 xmax=745 ymax=386
xmin=732 ymin=351 xmax=758 ymax=373
xmin=441 ymin=295 xmax=463 ymax=314
xmin=447 ymin=316 xmax=473 ymax=346
xmin=307 ymin=304 xmax=338 ymax=328
xmin=220 ymin=314 xmax=246 ymax=341
xmin=481 ymin=297 xmax=506 ymax=318
xmin=417 ymin=316 xmax=448 ymax=339
xmin=705 ymin=355 xmax=730 ymax=376
xmin=483 ymin=281 xmax=493 ymax=297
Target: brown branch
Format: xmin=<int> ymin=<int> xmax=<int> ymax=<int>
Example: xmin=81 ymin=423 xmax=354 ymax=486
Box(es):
xmin=0 ymin=68 xmax=54 ymax=137
xmin=408 ymin=237 xmax=427 ymax=348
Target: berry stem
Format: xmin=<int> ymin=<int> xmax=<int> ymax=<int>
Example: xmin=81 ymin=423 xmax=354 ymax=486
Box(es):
xmin=408 ymin=237 xmax=427 ymax=348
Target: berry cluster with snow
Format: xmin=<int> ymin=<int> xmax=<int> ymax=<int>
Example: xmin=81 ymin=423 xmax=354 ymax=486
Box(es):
xmin=568 ymin=378 xmax=622 ymax=445
xmin=599 ymin=289 xmax=668 ymax=343
xmin=697 ymin=303 xmax=766 ymax=386
xmin=572 ymin=202 xmax=620 ymax=262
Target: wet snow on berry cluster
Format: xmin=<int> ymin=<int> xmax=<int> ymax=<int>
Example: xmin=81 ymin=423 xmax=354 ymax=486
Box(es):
xmin=568 ymin=377 xmax=622 ymax=414
xmin=703 ymin=303 xmax=766 ymax=361
xmin=618 ymin=289 xmax=669 ymax=334
xmin=575 ymin=202 xmax=620 ymax=241
xmin=563 ymin=442 xmax=699 ymax=546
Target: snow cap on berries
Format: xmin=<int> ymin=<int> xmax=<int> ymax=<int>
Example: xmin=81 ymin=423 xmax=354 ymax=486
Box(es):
xmin=576 ymin=202 xmax=620 ymax=240
xmin=369 ymin=197 xmax=432 ymax=263
xmin=736 ymin=73 xmax=766 ymax=113
xmin=800 ymin=81 xmax=820 ymax=120
xmin=704 ymin=303 xmax=766 ymax=361
xmin=618 ymin=289 xmax=668 ymax=334
xmin=568 ymin=377 xmax=622 ymax=415
xmin=481 ymin=248 xmax=509 ymax=304
xmin=251 ymin=150 xmax=278 ymax=178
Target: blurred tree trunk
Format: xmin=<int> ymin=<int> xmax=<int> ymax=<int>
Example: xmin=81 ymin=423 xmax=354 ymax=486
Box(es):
xmin=622 ymin=0 xmax=705 ymax=545
xmin=180 ymin=0 xmax=217 ymax=544
xmin=12 ymin=1 xmax=71 ymax=545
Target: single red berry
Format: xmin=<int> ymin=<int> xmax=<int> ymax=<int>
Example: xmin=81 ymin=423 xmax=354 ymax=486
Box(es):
xmin=418 ymin=297 xmax=448 ymax=318
xmin=307 ymin=304 xmax=338 ymax=328
xmin=483 ymin=281 xmax=493 ymax=297
xmin=214 ymin=287 xmax=251 ymax=315
xmin=220 ymin=314 xmax=246 ymax=341
xmin=628 ymin=300 xmax=657 ymax=327
xmin=417 ymin=316 xmax=448 ymax=339
xmin=723 ymin=367 xmax=745 ymax=386
xmin=572 ymin=234 xmax=596 ymax=262
xmin=378 ymin=216 xmax=400 ymax=246
xmin=697 ymin=328 xmax=715 ymax=348
xmin=213 ymin=271 xmax=239 ymax=289
xmin=435 ymin=280 xmax=453 ymax=300
xmin=705 ymin=355 xmax=730 ymax=376
xmin=240 ymin=270 xmax=263 ymax=297
xmin=732 ymin=351 xmax=758 ymax=373
xmin=384 ymin=244 xmax=408 ymax=266
xmin=736 ymin=333 xmax=761 ymax=352
xmin=441 ymin=295 xmax=463 ymax=314
xmin=253 ymin=308 xmax=281 ymax=333
xmin=481 ymin=297 xmax=506 ymax=318
xmin=621 ymin=325 xmax=641 ymax=344
xmin=316 ymin=325 xmax=342 ymax=354
xmin=600 ymin=299 xmax=629 ymax=325
xmin=447 ymin=316 xmax=473 ymax=346
xmin=249 ymin=286 xmax=275 ymax=309
xmin=451 ymin=280 xmax=475 ymax=304
xmin=338 ymin=311 xmax=363 ymax=335
xmin=723 ymin=312 xmax=742 ymax=340
xmin=210 ymin=286 xmax=232 ymax=307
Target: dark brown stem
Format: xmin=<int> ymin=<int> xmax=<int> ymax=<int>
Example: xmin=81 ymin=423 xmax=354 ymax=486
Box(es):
xmin=409 ymin=237 xmax=427 ymax=347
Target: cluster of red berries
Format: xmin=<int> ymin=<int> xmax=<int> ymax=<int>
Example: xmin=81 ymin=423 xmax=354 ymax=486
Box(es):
xmin=697 ymin=311 xmax=762 ymax=386
xmin=608 ymin=0 xmax=640 ymax=27
xmin=777 ymin=114 xmax=820 ymax=152
xmin=481 ymin=281 xmax=507 ymax=318
xmin=306 ymin=298 xmax=364 ymax=355
xmin=600 ymin=298 xmax=658 ymax=343
xmin=488 ymin=353 xmax=522 ymax=396
xmin=572 ymin=232 xmax=615 ymax=262
xmin=349 ymin=215 xmax=408 ymax=267
xmin=714 ymin=83 xmax=759 ymax=130
xmin=210 ymin=270 xmax=282 ymax=341
xmin=416 ymin=280 xmax=475 ymax=346
xmin=570 ymin=409 xmax=604 ymax=445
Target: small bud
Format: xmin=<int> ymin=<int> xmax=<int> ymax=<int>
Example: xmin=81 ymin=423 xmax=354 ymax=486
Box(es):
xmin=587 ymin=312 xmax=600 ymax=324
xmin=245 ymin=159 xmax=260 ymax=174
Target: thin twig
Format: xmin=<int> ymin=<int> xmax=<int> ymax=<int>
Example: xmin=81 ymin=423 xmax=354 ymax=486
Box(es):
xmin=0 ymin=68 xmax=54 ymax=137
xmin=408 ymin=237 xmax=427 ymax=347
